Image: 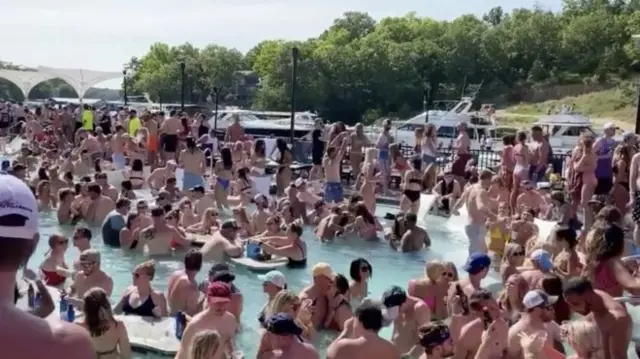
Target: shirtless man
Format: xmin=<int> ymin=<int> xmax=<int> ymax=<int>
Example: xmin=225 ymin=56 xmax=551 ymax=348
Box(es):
xmin=390 ymin=213 xmax=430 ymax=252
xmin=68 ymin=250 xmax=113 ymax=309
xmin=382 ymin=286 xmax=431 ymax=358
xmin=224 ymin=114 xmax=245 ymax=143
xmin=95 ymin=172 xmax=118 ymax=202
xmin=506 ymin=290 xmax=560 ymax=359
xmin=110 ymin=125 xmax=127 ymax=170
xmin=315 ymin=210 xmax=348 ymax=241
xmin=251 ymin=194 xmax=271 ymax=234
xmin=145 ymin=114 xmax=159 ymax=169
xmin=299 ymin=263 xmax=335 ymax=329
xmin=81 ymin=183 xmax=115 ymax=225
xmin=139 ymin=207 xmax=189 ymax=256
xmin=446 ymin=253 xmax=491 ymax=341
xmin=77 ymin=129 xmax=102 ymax=164
xmin=515 ymin=180 xmax=547 ymax=216
xmin=263 ymin=312 xmax=320 ymax=359
xmin=563 ymin=277 xmax=631 ymax=359
xmin=323 ymin=133 xmax=348 ymax=203
xmin=0 ymin=173 xmax=95 ymax=359
xmin=180 ymin=137 xmax=206 ymax=191
xmin=159 ymin=110 xmax=182 ymax=163
xmin=73 ymin=150 xmax=93 ymax=177
xmin=529 ymin=126 xmax=551 ymax=184
xmin=167 ymin=249 xmax=203 ymax=316
xmin=327 ymin=301 xmax=399 ymax=359
xmin=175 ymin=282 xmax=238 ymax=359
xmin=190 ymin=186 xmax=216 ymax=216
xmin=520 ymin=249 xmax=552 ymax=289
xmin=415 ymin=321 xmax=454 ymax=359
xmin=453 ymin=169 xmax=496 ymax=254
xmin=147 ymin=160 xmax=178 ymax=190
xmin=454 ymin=289 xmax=508 ymax=359
xmin=200 ymin=220 xmax=243 ymax=262
xmin=451 ymin=123 xmax=471 ymax=184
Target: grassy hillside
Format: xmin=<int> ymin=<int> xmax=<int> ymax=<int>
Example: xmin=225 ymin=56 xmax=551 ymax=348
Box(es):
xmin=498 ymin=85 xmax=638 ymax=130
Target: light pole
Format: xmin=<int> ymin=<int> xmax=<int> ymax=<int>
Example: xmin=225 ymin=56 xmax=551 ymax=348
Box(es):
xmin=213 ymin=86 xmax=222 ymax=132
xmin=179 ymin=61 xmax=186 ymax=112
xmin=289 ymin=47 xmax=299 ymax=144
xmin=632 ymin=34 xmax=640 ymax=135
xmin=122 ymin=69 xmax=128 ymax=106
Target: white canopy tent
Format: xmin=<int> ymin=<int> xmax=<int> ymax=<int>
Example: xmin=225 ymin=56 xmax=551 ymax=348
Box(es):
xmin=0 ymin=69 xmax=59 ymax=99
xmin=37 ymin=66 xmax=122 ymax=99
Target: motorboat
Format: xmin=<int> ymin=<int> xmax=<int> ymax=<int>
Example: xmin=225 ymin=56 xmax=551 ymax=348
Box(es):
xmin=207 ymin=109 xmax=319 ymax=139
xmin=371 ymin=97 xmax=498 ymax=149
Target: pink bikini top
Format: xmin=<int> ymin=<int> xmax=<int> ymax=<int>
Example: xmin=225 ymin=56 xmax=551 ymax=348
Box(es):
xmin=408 ymin=279 xmax=436 ymax=311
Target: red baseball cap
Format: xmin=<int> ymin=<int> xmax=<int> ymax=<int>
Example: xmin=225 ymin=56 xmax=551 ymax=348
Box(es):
xmin=207 ymin=281 xmax=231 ymax=303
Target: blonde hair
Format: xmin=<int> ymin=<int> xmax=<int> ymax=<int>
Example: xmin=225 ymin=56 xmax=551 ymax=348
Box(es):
xmin=425 ymin=260 xmax=444 ymax=281
xmin=364 ymin=148 xmax=378 ymax=163
xmin=189 ymin=329 xmax=222 ymax=359
xmin=564 ymin=320 xmax=604 ymax=359
xmin=264 ymin=290 xmax=299 ymax=319
xmin=135 ymin=260 xmax=156 ymax=279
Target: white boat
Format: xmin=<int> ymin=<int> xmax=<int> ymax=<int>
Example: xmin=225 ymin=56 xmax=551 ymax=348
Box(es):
xmin=207 ymin=109 xmax=320 ymax=139
xmin=366 ymin=97 xmax=500 ymax=149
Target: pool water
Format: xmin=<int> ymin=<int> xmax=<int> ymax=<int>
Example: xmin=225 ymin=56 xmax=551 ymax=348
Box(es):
xmin=25 ymin=190 xmax=640 ymax=358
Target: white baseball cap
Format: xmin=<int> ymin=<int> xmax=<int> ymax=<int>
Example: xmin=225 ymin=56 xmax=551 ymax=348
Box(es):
xmin=603 ymin=122 xmax=616 ymax=130
xmin=257 ymin=270 xmax=286 ymax=288
xmin=522 ymin=289 xmax=557 ymax=310
xmin=0 ymin=173 xmax=38 ymax=239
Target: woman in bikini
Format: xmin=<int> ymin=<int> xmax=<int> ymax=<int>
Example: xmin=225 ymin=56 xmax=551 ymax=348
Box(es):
xmin=510 ymin=131 xmax=530 ymax=212
xmin=274 ymin=138 xmax=292 ymax=196
xmin=120 ymin=213 xmax=143 ymax=251
xmin=421 ymin=124 xmax=439 ymax=167
xmin=348 ymin=258 xmax=372 ymax=306
xmin=408 ymin=260 xmax=448 ymax=320
xmin=231 ymin=141 xmax=246 ymax=171
xmin=36 ymin=180 xmax=56 ymax=210
xmin=254 ymin=222 xmax=307 ymax=268
xmin=39 ymin=234 xmax=69 ymax=288
xmin=125 ymin=159 xmax=146 ymax=189
xmin=186 ymin=208 xmax=221 ymax=235
xmin=400 ymin=157 xmax=423 ymax=214
xmin=361 ymin=148 xmax=381 ymax=214
xmin=572 ymin=135 xmax=598 ymax=230
xmin=77 ymin=287 xmax=132 ymax=359
xmin=345 ymin=203 xmax=380 ymax=241
xmin=113 ymin=260 xmax=168 ymax=317
xmin=227 ymin=167 xmax=256 ymax=207
xmin=213 ymin=147 xmax=233 ymax=210
xmin=349 ymin=123 xmax=370 ymax=180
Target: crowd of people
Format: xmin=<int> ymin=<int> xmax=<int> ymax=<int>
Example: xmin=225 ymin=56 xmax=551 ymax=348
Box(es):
xmin=0 ymin=100 xmax=639 ymax=359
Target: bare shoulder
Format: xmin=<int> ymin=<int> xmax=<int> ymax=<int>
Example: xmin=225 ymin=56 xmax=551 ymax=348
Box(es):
xmin=50 ymin=321 xmax=95 ymax=359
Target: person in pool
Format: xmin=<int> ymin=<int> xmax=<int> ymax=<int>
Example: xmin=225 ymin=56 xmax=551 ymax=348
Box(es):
xmin=200 ymin=220 xmax=243 ymax=262
xmin=382 ymin=286 xmax=431 ymax=358
xmin=114 ymin=260 xmax=168 ymax=317
xmin=264 ymin=312 xmax=319 ymax=359
xmin=67 ymin=249 xmax=114 ymax=310
xmin=348 ymin=258 xmax=372 ymax=306
xmin=101 ymin=198 xmax=131 ymax=248
xmin=389 ymin=213 xmax=430 ymax=252
xmin=167 ymin=249 xmax=203 ymax=317
xmin=252 ymin=222 xmax=307 ymax=268
xmin=175 ymin=282 xmax=239 ymax=359
xmin=138 ymin=206 xmax=189 ymax=256
xmin=0 ymin=173 xmax=95 ymax=359
xmin=147 ymin=160 xmax=177 ymax=190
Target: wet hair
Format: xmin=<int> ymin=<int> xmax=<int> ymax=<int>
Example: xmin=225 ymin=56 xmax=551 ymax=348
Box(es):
xmin=87 ymin=183 xmax=101 ymax=195
xmin=184 ymin=249 xmax=203 ymax=272
xmin=83 ymin=288 xmax=115 ymax=337
xmin=151 ymin=207 xmax=166 ymax=218
xmin=237 ymin=167 xmax=250 ymax=183
xmin=563 ymin=277 xmax=593 ymax=296
xmin=253 ymin=139 xmax=265 ymax=157
xmin=132 ymin=159 xmax=143 ymax=172
xmin=405 ymin=212 xmax=417 ymax=224
xmin=418 ymin=321 xmax=451 ymax=354
xmin=553 ymin=226 xmax=577 ymax=249
xmin=288 ymin=222 xmax=303 ymax=237
xmin=468 ymin=289 xmax=493 ymax=311
xmin=349 ymin=258 xmax=373 ymax=282
xmin=334 ymin=274 xmax=350 ymax=295
xmin=121 ymin=180 xmax=132 ymax=191
xmin=115 ymin=198 xmax=131 ymax=210
xmin=354 ymin=300 xmax=384 ymax=332
xmin=276 ymin=139 xmax=289 ymax=163
xmin=126 ymin=213 xmax=138 ymax=229
xmin=354 ymin=203 xmax=376 ymax=225
xmin=220 ymin=147 xmax=233 ymax=170
xmin=75 ymin=227 xmax=92 ymax=240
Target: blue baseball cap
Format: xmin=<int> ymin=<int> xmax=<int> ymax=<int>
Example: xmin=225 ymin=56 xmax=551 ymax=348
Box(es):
xmin=530 ymin=249 xmax=553 ymax=272
xmin=265 ymin=312 xmax=303 ymax=339
xmin=463 ymin=253 xmax=491 ymax=274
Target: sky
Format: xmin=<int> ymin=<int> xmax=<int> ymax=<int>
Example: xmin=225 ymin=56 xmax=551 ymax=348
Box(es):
xmin=1 ymin=0 xmax=562 ymax=89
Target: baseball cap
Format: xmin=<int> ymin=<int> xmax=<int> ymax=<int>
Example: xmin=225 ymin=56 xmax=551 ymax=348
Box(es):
xmin=208 ymin=262 xmax=231 ymax=278
xmin=265 ymin=312 xmax=303 ymax=339
xmin=530 ymin=249 xmax=553 ymax=272
xmin=603 ymin=122 xmax=616 ymax=130
xmin=463 ymin=253 xmax=491 ymax=274
xmin=0 ymin=173 xmax=38 ymax=239
xmin=311 ymin=262 xmax=334 ymax=279
xmin=536 ymin=182 xmax=551 ymax=190
xmin=623 ymin=131 xmax=635 ymax=141
xmin=381 ymin=286 xmax=407 ymax=308
xmin=522 ymin=289 xmax=557 ymax=310
xmin=207 ymin=282 xmax=232 ymax=303
xmin=221 ymin=220 xmax=239 ymax=230
xmin=257 ymin=270 xmax=286 ymax=289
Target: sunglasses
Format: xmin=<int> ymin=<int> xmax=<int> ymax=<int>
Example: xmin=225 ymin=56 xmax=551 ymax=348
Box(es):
xmin=81 ymin=261 xmax=96 ymax=268
xmin=360 ymin=266 xmax=369 ymax=272
xmin=513 ymin=251 xmax=525 ymax=256
xmin=133 ymin=272 xmax=141 ymax=279
xmin=57 ymin=239 xmax=68 ymax=245
xmin=442 ymin=272 xmax=454 ymax=278
xmin=211 ymin=213 xmax=219 ymax=217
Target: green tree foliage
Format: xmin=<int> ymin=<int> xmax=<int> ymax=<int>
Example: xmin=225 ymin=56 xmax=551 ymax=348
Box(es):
xmin=121 ymin=1 xmax=640 ymax=123
xmin=0 ymin=61 xmax=121 ymax=101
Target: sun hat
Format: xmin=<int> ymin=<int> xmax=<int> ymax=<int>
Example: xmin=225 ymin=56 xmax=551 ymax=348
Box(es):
xmin=0 ymin=173 xmax=38 ymax=239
